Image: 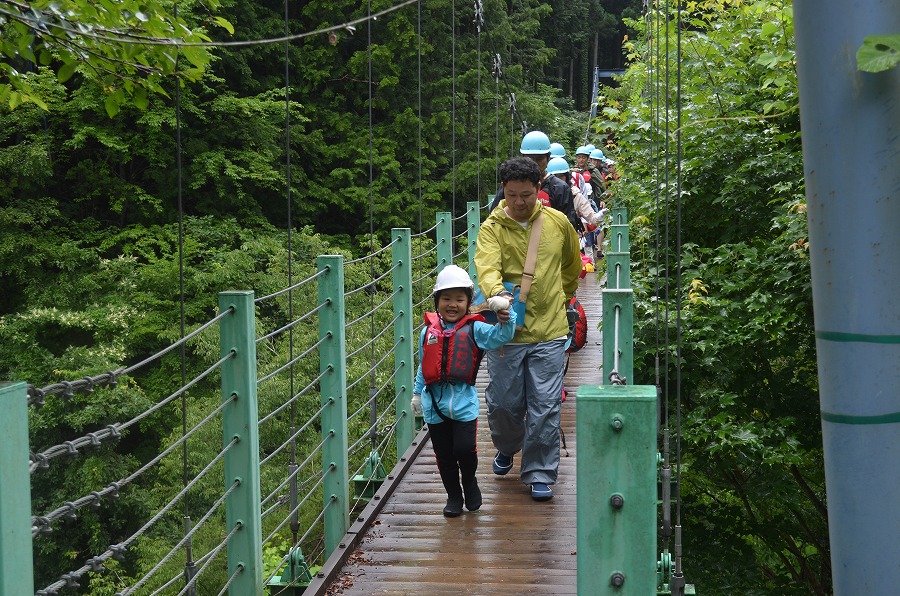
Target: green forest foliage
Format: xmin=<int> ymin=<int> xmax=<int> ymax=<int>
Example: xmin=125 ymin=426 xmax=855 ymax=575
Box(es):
xmin=1 ymin=0 xmax=832 ymax=594
xmin=604 ymin=1 xmax=827 ymax=594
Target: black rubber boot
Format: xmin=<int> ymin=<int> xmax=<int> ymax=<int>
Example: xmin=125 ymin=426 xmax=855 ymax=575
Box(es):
xmin=463 ymin=476 xmax=482 ymax=511
xmin=443 ymin=495 xmax=464 ymax=517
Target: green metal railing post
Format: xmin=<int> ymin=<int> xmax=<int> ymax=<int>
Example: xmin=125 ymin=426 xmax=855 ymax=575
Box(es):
xmin=577 ymin=384 xmax=658 ymax=595
xmin=611 ymin=206 xmax=628 ymax=226
xmin=436 ymin=212 xmax=452 ymax=273
xmin=392 ymin=229 xmax=415 ymax=456
xmin=0 ymin=382 xmax=33 ymax=596
xmin=466 ymin=202 xmax=481 ymax=284
xmin=606 ymin=253 xmax=631 ymax=290
xmin=609 ymin=223 xmax=630 ymax=254
xmin=218 ymin=291 xmax=263 ymax=595
xmin=317 ymin=256 xmax=350 ymax=555
xmin=602 ymin=289 xmax=634 ymax=385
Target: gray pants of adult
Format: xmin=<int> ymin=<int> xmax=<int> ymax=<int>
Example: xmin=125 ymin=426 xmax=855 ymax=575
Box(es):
xmin=485 ymin=338 xmax=566 ymax=486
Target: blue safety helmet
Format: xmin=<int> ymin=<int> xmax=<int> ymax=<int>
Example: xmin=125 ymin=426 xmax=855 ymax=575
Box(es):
xmin=520 ymin=131 xmax=552 ymax=155
xmin=575 ymin=145 xmax=591 ymax=156
xmin=590 ymin=149 xmax=605 ymax=160
xmin=549 ymin=142 xmax=566 ymax=158
xmin=546 ymin=157 xmax=571 ymax=175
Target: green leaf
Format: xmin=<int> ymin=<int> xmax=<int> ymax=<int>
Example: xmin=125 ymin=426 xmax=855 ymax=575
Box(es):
xmin=104 ymin=95 xmax=120 ymax=118
xmin=181 ymin=45 xmax=207 ymax=69
xmin=213 ymin=16 xmax=235 ymax=35
xmin=133 ymin=87 xmax=149 ymax=110
xmin=761 ymin=22 xmax=779 ymax=38
xmin=856 ymin=34 xmax=900 ymax=73
xmin=58 ymin=62 xmax=77 ymax=83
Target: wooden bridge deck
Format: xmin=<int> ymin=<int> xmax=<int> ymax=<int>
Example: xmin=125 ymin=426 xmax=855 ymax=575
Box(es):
xmin=309 ymin=273 xmax=605 ymax=595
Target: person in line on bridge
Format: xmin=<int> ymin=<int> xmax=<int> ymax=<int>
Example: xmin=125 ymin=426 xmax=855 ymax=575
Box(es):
xmin=489 ymin=131 xmax=583 ymax=238
xmin=475 ymin=157 xmax=583 ymax=502
xmin=411 ymin=265 xmax=517 ymax=517
xmin=547 ymin=156 xmax=607 ymax=264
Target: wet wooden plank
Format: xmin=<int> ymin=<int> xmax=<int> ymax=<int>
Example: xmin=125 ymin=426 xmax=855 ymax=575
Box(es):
xmin=318 ymin=274 xmax=605 ymax=595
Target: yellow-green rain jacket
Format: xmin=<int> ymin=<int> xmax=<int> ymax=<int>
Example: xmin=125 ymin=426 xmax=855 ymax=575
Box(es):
xmin=474 ymin=201 xmax=582 ymax=344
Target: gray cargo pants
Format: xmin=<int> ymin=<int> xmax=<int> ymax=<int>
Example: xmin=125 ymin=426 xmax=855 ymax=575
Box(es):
xmin=485 ymin=338 xmax=566 ymax=485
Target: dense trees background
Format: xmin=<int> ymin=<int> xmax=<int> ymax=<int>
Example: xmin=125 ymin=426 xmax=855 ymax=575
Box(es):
xmin=1 ymin=0 xmax=833 ymax=594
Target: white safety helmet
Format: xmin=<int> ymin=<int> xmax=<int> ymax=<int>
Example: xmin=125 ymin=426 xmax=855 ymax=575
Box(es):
xmin=433 ymin=264 xmax=475 ymax=294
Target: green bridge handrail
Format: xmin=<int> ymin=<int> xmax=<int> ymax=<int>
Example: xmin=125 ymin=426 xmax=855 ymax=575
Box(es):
xmin=3 ymin=202 xmax=685 ymax=595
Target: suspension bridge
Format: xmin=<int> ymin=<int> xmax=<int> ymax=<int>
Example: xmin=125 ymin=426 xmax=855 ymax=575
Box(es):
xmin=2 ymin=0 xmax=899 ymax=595
xmin=6 ymin=204 xmax=696 ymax=595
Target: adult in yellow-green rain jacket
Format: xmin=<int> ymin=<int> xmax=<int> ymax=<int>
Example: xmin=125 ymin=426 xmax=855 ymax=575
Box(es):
xmin=474 ymin=156 xmax=582 ymax=502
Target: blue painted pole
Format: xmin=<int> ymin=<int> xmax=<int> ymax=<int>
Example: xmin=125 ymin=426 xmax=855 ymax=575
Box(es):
xmin=793 ymin=2 xmax=900 ymax=593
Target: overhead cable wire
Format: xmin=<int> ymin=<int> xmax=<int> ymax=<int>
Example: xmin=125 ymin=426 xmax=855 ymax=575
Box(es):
xmin=0 ymin=0 xmax=419 ymax=49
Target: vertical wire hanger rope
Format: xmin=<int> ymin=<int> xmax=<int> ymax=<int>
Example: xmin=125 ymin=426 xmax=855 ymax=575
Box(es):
xmin=451 ymin=0 xmax=457 ymax=220
xmin=283 ymin=0 xmax=301 ymax=568
xmin=367 ymin=0 xmax=379 ymax=451
xmin=173 ymin=5 xmax=197 ymax=592
xmin=475 ymin=0 xmax=482 ymax=211
xmin=673 ymin=0 xmax=685 ymax=586
xmin=417 ymin=0 xmax=423 ymax=305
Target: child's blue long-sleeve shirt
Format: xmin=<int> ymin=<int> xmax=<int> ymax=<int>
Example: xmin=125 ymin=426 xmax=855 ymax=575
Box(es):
xmin=413 ymin=310 xmax=517 ymax=424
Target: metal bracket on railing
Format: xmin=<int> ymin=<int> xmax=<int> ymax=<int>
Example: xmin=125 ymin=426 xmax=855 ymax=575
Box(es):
xmin=609 ymin=371 xmax=627 ymax=386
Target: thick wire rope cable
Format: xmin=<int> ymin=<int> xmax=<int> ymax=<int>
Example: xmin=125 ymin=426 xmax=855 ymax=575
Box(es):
xmin=33 ymin=393 xmax=237 ymax=531
xmin=259 ymin=399 xmax=331 ymax=469
xmin=344 ymin=237 xmax=400 ymax=265
xmin=258 ymin=373 xmax=330 ymax=429
xmin=261 ymin=463 xmax=332 ymax=550
xmin=35 ymin=436 xmax=239 ymax=594
xmin=120 ymin=479 xmax=240 ymax=595
xmin=176 ymin=520 xmax=243 ymax=596
xmin=255 ymin=268 xmax=328 ymax=303
xmin=256 ymin=300 xmax=327 ymax=344
xmin=260 ymin=425 xmax=331 ymax=503
xmin=257 ymin=335 xmax=328 ymax=386
xmin=344 ymin=262 xmax=400 ymax=297
xmin=30 ymin=351 xmax=235 ymax=475
xmin=262 ymin=497 xmax=335 ymax=587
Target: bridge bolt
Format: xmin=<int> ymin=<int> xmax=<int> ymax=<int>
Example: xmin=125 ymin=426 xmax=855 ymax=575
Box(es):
xmin=610 ymin=571 xmax=626 ymax=587
xmin=609 ymin=493 xmax=625 ymax=510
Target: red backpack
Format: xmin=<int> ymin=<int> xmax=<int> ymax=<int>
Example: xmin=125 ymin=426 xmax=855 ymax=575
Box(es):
xmin=565 ymin=296 xmax=588 ymax=353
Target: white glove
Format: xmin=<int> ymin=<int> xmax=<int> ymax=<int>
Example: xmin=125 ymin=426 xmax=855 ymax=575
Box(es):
xmin=411 ymin=394 xmax=423 ymax=416
xmin=487 ymin=295 xmax=512 ymax=312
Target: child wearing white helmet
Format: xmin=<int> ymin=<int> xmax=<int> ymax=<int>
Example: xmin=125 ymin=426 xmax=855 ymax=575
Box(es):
xmin=412 ymin=265 xmax=516 ymax=517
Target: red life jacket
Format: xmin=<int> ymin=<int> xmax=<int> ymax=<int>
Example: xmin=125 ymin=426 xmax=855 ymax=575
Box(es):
xmin=421 ymin=312 xmax=486 ymax=386
xmin=580 ymin=170 xmax=592 ymax=183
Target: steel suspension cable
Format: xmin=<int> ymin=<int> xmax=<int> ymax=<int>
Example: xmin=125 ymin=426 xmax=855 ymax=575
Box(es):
xmin=367 ymin=0 xmax=379 ymax=453
xmin=475 ymin=0 xmax=483 ymax=209
xmin=451 ymin=0 xmax=457 ymax=219
xmin=173 ymin=4 xmax=197 ymax=590
xmin=283 ymin=0 xmax=300 ymax=555
xmin=673 ymin=0 xmax=685 ymax=586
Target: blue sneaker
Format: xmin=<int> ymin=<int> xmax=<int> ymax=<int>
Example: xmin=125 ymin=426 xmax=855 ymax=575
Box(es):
xmin=492 ymin=451 xmax=513 ymax=475
xmin=530 ymin=482 xmax=553 ymax=501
